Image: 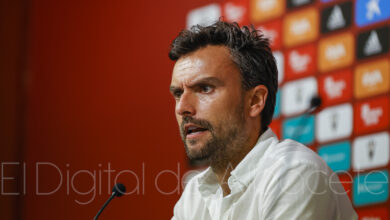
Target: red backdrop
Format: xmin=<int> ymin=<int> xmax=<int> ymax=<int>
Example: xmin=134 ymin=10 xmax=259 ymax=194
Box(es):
xmin=2 ymin=0 xmax=387 ymax=219
xmin=21 ymin=0 xmax=223 ymax=219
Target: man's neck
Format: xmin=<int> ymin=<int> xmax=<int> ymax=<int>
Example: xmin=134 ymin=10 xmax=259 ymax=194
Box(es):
xmin=211 ymin=129 xmax=263 ymax=196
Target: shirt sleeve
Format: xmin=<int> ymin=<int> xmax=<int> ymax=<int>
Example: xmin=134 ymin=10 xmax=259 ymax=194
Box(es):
xmin=260 ymin=163 xmax=357 ymax=220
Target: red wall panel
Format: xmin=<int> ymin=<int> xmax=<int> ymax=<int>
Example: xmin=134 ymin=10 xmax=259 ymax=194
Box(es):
xmin=23 ymin=0 xmax=223 ymax=219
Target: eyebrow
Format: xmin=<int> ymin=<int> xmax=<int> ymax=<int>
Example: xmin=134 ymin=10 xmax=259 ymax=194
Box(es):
xmin=169 ymin=76 xmax=225 ymax=93
xmin=189 ymin=77 xmax=224 ymax=88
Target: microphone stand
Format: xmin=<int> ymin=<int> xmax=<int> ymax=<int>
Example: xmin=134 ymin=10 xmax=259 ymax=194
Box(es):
xmin=93 ymin=183 xmax=126 ymax=220
xmin=94 ymin=192 xmax=117 ymax=220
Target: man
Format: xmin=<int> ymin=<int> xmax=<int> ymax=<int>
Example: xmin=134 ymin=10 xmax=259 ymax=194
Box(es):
xmin=168 ymin=21 xmax=357 ymax=220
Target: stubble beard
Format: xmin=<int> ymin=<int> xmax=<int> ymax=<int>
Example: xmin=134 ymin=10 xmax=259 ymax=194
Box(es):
xmin=180 ymin=101 xmax=248 ymax=173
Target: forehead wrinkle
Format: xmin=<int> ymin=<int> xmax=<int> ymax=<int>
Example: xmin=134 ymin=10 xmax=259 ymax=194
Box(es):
xmin=174 ymin=56 xmax=204 ymax=73
xmin=171 ymin=45 xmax=238 ymax=87
xmin=171 ymin=57 xmax=207 ymax=87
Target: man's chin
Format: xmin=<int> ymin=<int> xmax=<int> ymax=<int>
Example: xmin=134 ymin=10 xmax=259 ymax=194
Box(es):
xmin=185 ymin=142 xmax=210 ymax=161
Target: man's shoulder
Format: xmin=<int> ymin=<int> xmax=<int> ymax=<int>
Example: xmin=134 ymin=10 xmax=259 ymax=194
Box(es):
xmin=261 ymin=138 xmax=330 ymax=173
xmin=252 ymin=139 xmax=358 ymax=220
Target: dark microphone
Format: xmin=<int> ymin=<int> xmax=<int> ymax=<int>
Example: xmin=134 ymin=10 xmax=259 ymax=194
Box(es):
xmin=307 ymin=96 xmax=322 ymax=113
xmin=94 ymin=183 xmax=126 ymax=220
xmin=289 ymin=95 xmax=322 ymax=141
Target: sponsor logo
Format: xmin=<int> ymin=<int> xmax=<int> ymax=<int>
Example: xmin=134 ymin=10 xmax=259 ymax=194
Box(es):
xmin=257 ymin=19 xmax=282 ymax=50
xmin=257 ymin=0 xmax=275 ymax=11
xmin=363 ymin=69 xmax=383 ymax=87
xmin=361 ymin=104 xmax=382 ymax=126
xmin=353 ymin=132 xmax=389 ymax=171
xmin=282 ymin=115 xmax=315 ymax=145
xmin=290 ymin=51 xmax=310 ymax=72
xmin=325 ymin=43 xmax=346 ymax=60
xmin=356 ymin=0 xmax=390 ymax=27
xmin=353 ymin=170 xmax=389 ymax=206
xmin=281 ymin=77 xmax=318 ymax=116
xmin=186 ymin=4 xmax=221 ymax=29
xmin=291 ymin=19 xmax=310 ymax=34
xmin=318 ymin=141 xmax=351 ymax=172
xmin=354 ymin=96 xmax=390 ymax=135
xmin=327 ymin=6 xmax=345 ymax=30
xmin=283 ymin=7 xmax=319 ymax=47
xmin=354 ymin=59 xmax=389 ymax=99
xmin=366 ymin=0 xmax=381 ymax=20
xmin=285 ymin=43 xmax=316 ymax=79
xmin=325 ymin=77 xmax=345 ymax=98
xmin=287 ymin=0 xmax=314 ymax=8
xmin=357 ymin=26 xmax=389 ymax=59
xmin=316 ymin=103 xmax=353 ymax=143
xmin=250 ymin=0 xmax=285 ymax=23
xmin=318 ymin=33 xmax=354 ymax=72
xmin=222 ymin=1 xmax=249 ymax=24
xmin=319 ymin=70 xmax=353 ymax=106
xmin=364 ymin=31 xmax=382 ymax=55
xmin=321 ymin=2 xmax=352 ymax=33
xmin=273 ymin=51 xmax=284 ymax=85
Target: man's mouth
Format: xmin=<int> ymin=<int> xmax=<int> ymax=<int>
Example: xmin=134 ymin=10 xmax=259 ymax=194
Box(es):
xmin=184 ymin=124 xmax=208 ymax=138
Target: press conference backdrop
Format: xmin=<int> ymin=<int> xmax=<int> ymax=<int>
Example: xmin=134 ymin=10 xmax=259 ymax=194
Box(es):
xmin=186 ymin=0 xmax=390 ymax=219
xmin=2 ymin=0 xmax=388 ymax=219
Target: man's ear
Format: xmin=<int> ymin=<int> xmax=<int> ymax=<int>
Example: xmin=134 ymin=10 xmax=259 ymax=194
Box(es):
xmin=248 ymin=85 xmax=268 ymax=118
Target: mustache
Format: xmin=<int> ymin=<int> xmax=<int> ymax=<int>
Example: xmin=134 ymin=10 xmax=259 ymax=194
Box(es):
xmin=180 ymin=116 xmax=213 ymax=135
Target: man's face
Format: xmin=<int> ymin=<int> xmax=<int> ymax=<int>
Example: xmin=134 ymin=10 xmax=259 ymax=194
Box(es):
xmin=170 ymin=45 xmax=248 ymax=162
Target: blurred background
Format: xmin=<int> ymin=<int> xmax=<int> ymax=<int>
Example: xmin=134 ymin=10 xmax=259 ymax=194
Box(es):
xmin=0 ymin=0 xmax=389 ymax=219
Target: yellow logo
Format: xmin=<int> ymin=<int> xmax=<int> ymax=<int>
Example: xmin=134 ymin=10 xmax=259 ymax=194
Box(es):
xmin=283 ymin=7 xmax=319 ymax=48
xmin=318 ymin=32 xmax=354 ymax=72
xmin=250 ymin=0 xmax=285 ymax=23
xmin=354 ymin=59 xmax=390 ymax=99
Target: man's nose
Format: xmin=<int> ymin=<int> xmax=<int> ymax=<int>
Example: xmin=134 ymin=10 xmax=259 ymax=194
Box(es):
xmin=176 ymin=91 xmax=196 ymax=116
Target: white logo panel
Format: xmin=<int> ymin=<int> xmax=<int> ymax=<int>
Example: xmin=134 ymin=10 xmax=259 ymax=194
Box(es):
xmin=353 ymin=132 xmax=389 ymax=171
xmin=186 ymin=4 xmax=221 ymax=29
xmin=316 ymin=103 xmax=353 ymax=143
xmin=281 ymin=77 xmax=317 ymax=116
xmin=273 ymin=51 xmax=284 ymax=85
xmin=224 ymin=3 xmax=246 ymax=23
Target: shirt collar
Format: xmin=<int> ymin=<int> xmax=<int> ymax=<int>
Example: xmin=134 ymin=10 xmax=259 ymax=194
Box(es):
xmin=197 ymin=128 xmax=278 ymax=197
xmin=230 ymin=128 xmax=277 ymax=188
xmin=197 ymin=167 xmax=219 ymax=197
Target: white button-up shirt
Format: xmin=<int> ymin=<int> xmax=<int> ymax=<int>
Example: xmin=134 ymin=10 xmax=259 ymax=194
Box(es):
xmin=172 ymin=129 xmax=357 ymax=220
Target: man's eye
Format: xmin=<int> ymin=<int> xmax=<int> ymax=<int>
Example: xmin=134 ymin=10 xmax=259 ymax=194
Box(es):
xmin=200 ymin=85 xmax=214 ymax=93
xmin=173 ymin=90 xmax=183 ymax=99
